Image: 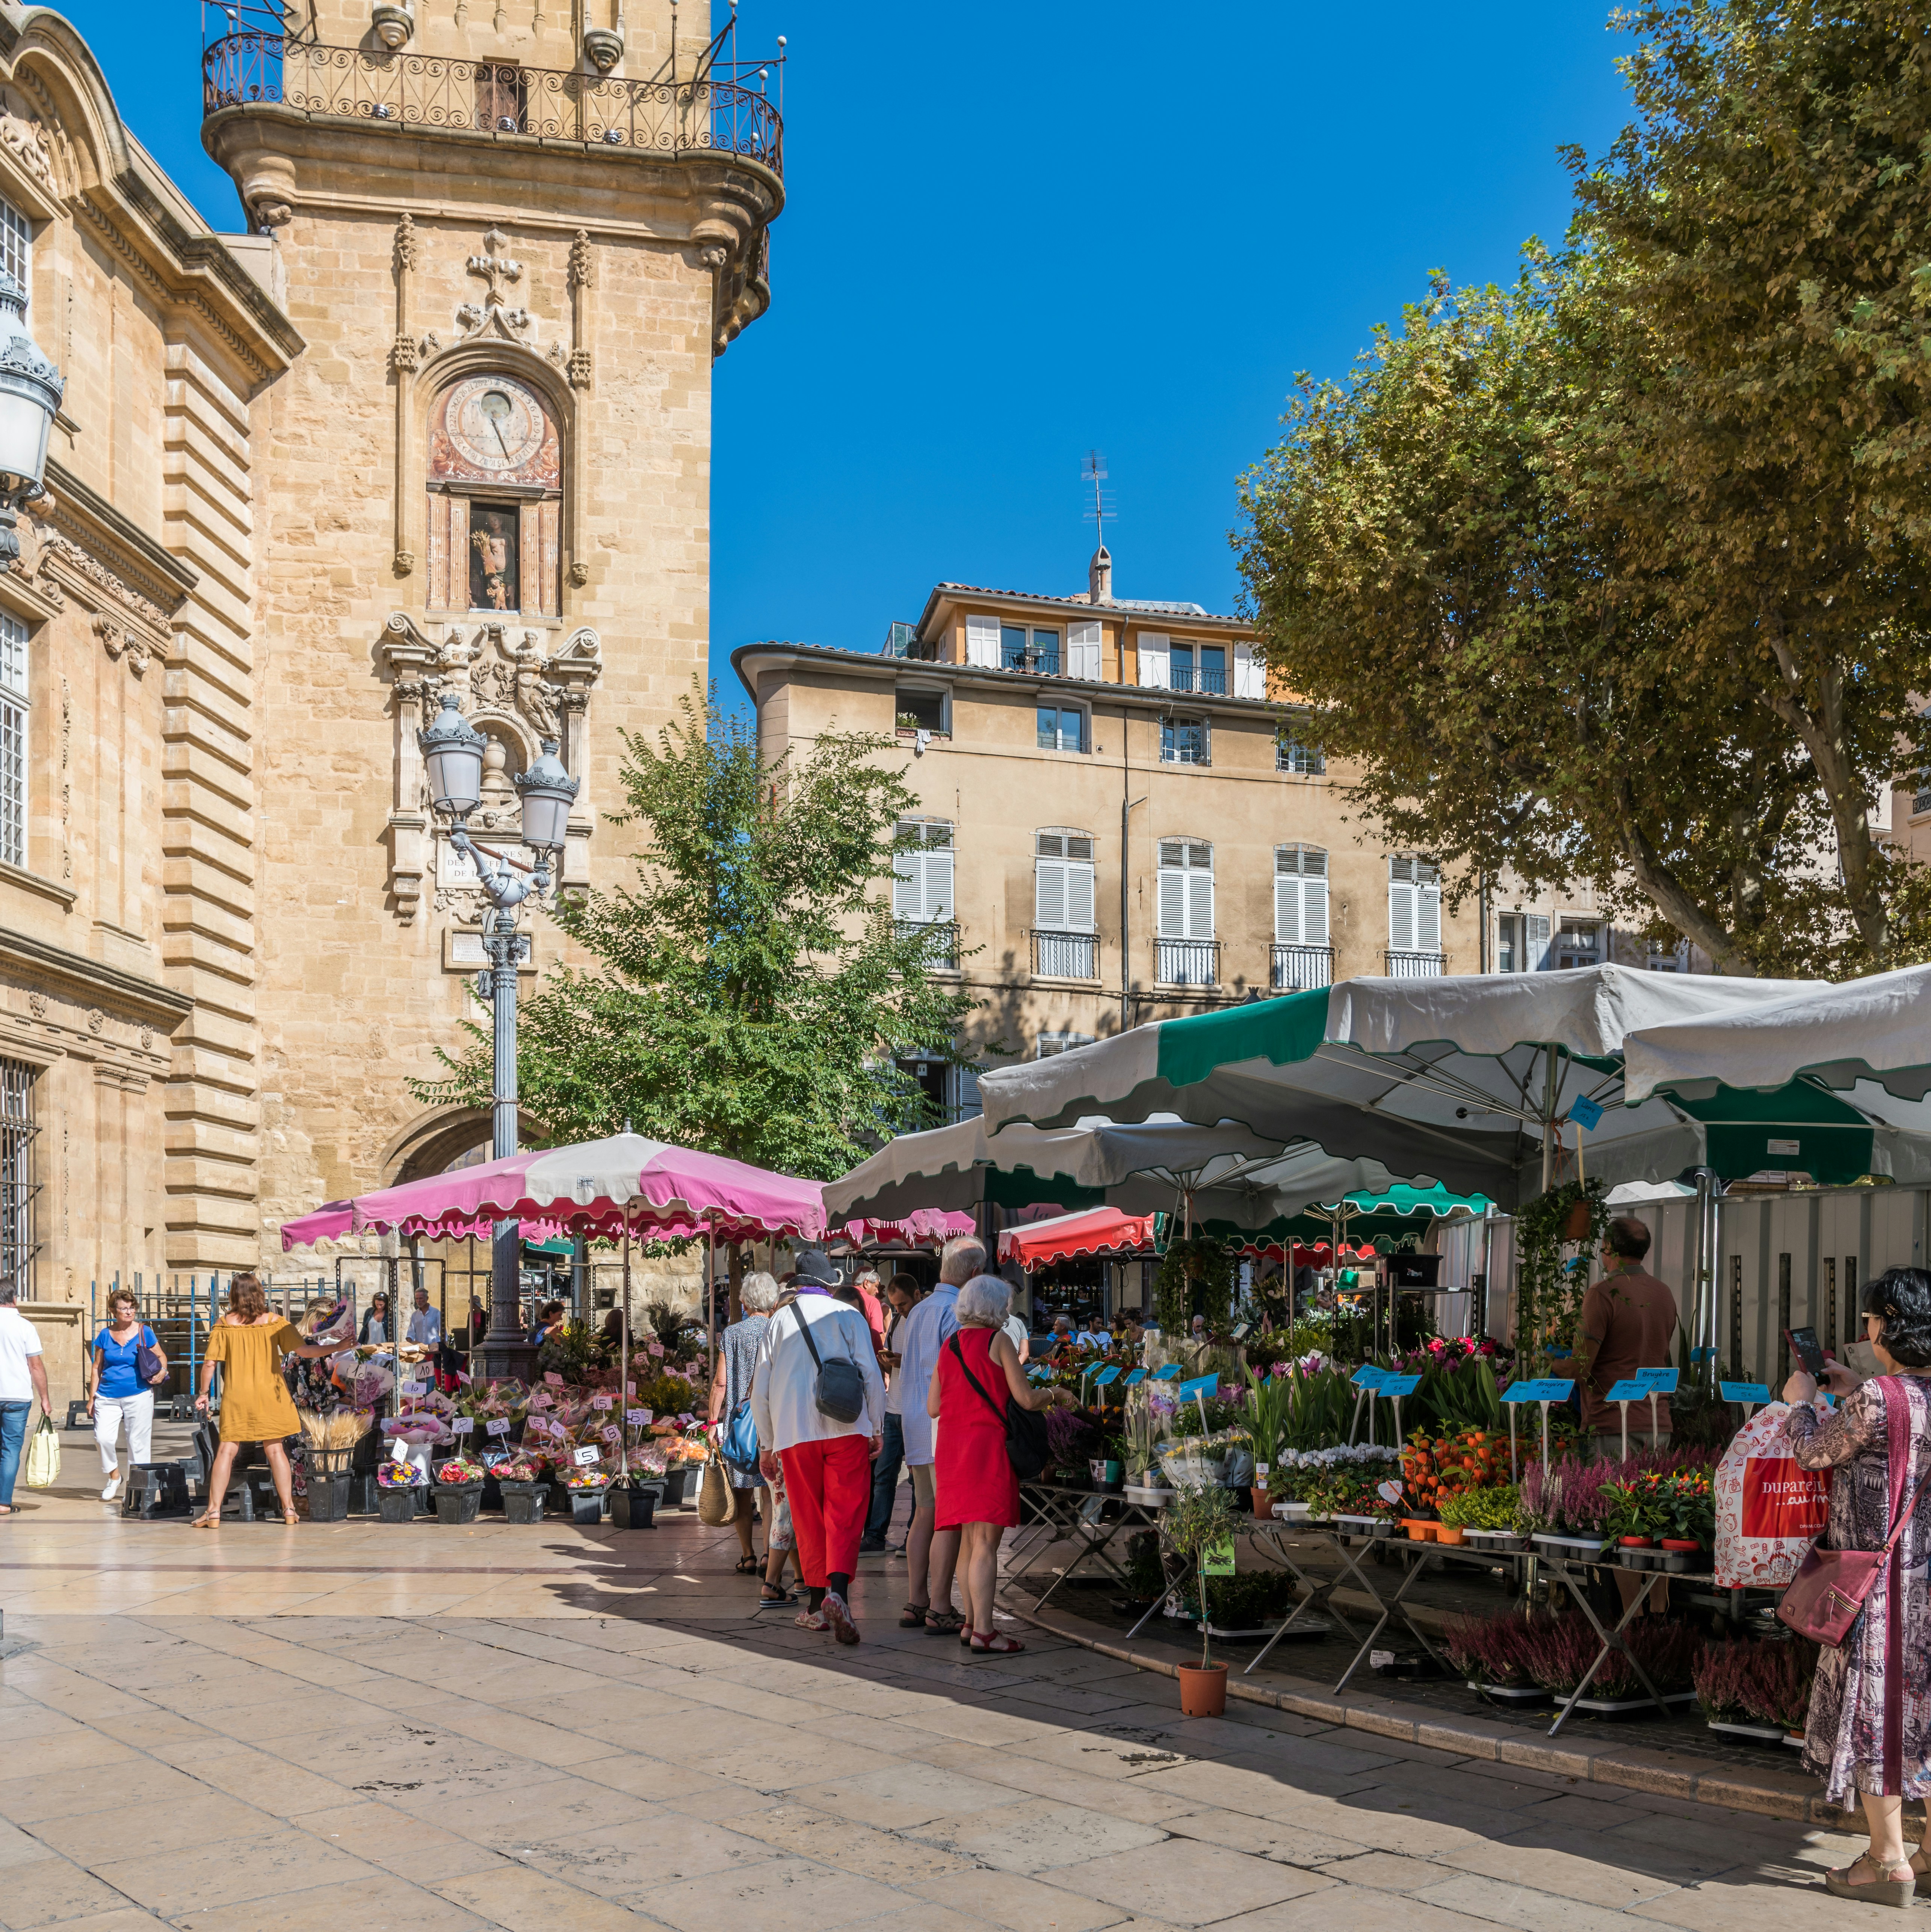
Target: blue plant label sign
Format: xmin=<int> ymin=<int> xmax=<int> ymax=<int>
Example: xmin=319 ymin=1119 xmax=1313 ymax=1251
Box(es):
xmin=1604 ymin=1379 xmax=1650 ymax=1403
xmin=1093 ymin=1365 xmax=1120 ymax=1386
xmin=1503 ymin=1378 xmax=1574 ymax=1403
xmin=1124 ymin=1368 xmax=1147 ymax=1387
xmin=1178 ymin=1374 xmax=1218 ymax=1401
xmin=1154 ymin=1363 xmax=1184 ymax=1381
xmin=1351 ymin=1365 xmax=1388 ymax=1390
xmin=1378 ymin=1373 xmax=1422 ymax=1397
xmin=1721 ymin=1380 xmax=1772 ymax=1404
xmin=1635 ymin=1367 xmax=1679 ymax=1394
xmin=1567 ymin=1093 xmax=1605 ymax=1131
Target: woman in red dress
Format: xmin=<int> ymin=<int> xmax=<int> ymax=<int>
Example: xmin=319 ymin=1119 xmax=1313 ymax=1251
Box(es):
xmin=930 ymin=1274 xmax=1074 ymax=1653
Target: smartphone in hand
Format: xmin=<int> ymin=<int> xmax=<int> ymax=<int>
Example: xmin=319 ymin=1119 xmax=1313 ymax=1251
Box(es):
xmin=1786 ymin=1324 xmax=1828 ymax=1378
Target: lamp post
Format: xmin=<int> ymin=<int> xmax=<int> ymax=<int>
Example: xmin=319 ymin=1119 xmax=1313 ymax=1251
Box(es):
xmin=0 ymin=268 xmax=65 ymax=564
xmin=418 ymin=691 xmax=579 ymax=1378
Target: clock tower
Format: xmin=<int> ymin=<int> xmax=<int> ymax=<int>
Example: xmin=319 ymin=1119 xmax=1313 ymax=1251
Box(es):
xmin=199 ymin=0 xmax=783 ymax=1234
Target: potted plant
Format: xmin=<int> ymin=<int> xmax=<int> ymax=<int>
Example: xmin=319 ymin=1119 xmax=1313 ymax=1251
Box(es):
xmin=1600 ymin=1473 xmax=1667 ymax=1561
xmin=1434 ymin=1493 xmax=1470 ymax=1545
xmin=1454 ymin=1483 xmax=1522 ymax=1549
xmin=1243 ymin=1365 xmax=1288 ymax=1517
xmin=433 ymin=1454 xmax=487 ymax=1525
xmin=1662 ymin=1468 xmax=1715 ymax=1561
xmin=1162 ymin=1483 xmax=1237 ymax=1717
xmin=608 ymin=1473 xmax=658 ymax=1530
xmin=494 ymin=1455 xmax=547 ymax=1524
xmin=375 ymin=1458 xmax=427 ymax=1523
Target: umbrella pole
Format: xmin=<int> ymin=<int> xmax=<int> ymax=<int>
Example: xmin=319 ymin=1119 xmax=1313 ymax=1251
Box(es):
xmin=621 ymin=1227 xmax=631 ymax=1483
xmin=1541 ymin=1043 xmax=1558 ymax=1195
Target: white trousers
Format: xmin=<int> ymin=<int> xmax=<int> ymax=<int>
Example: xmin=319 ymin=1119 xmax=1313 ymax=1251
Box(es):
xmin=94 ymin=1390 xmax=153 ymax=1475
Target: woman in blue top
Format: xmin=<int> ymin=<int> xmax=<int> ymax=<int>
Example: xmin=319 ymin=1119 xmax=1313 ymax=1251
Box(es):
xmin=86 ymin=1285 xmax=168 ymax=1503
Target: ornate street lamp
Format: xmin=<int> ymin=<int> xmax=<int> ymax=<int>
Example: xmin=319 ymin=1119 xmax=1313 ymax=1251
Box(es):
xmin=0 ymin=269 xmax=65 ymax=565
xmin=418 ymin=698 xmax=580 ymax=1376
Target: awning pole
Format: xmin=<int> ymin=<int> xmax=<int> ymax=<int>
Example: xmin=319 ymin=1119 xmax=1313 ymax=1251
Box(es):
xmin=621 ymin=1226 xmax=631 ymax=1483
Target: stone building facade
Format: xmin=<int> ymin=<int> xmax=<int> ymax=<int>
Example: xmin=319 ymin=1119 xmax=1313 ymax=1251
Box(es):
xmin=2 ymin=0 xmax=781 ymax=1317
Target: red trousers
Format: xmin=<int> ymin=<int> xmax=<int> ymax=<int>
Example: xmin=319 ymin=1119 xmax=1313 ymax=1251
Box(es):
xmin=779 ymin=1435 xmax=872 ymax=1588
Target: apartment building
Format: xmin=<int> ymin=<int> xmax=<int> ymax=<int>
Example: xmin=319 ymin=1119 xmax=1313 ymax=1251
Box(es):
xmin=734 ymin=550 xmax=1482 ymax=1109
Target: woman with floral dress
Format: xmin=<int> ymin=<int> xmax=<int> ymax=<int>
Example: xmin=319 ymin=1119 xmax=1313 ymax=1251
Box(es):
xmin=1784 ymin=1266 xmax=1931 ymax=1907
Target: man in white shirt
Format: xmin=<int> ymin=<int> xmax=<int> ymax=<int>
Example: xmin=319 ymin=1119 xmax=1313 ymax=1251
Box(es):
xmin=861 ymin=1274 xmax=920 ymax=1554
xmin=0 ymin=1281 xmax=51 ymax=1514
xmin=407 ymin=1288 xmax=442 ymax=1349
xmin=896 ymin=1233 xmax=983 ymax=1633
xmin=751 ymin=1246 xmax=884 ymax=1644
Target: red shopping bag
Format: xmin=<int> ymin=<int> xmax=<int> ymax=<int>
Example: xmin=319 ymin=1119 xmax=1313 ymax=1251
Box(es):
xmin=1713 ymin=1402 xmax=1831 ymax=1587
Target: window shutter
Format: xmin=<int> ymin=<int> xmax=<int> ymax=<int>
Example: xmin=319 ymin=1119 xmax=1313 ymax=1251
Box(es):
xmin=1389 ymin=860 xmax=1414 ymax=951
xmin=965 ymin=614 xmax=1000 ymax=667
xmin=1068 ymin=620 xmax=1102 ymax=682
xmin=951 ymin=1063 xmax=983 ymax=1120
xmin=1275 ymin=865 xmax=1299 ymax=945
xmin=1158 ymin=865 xmax=1185 ymax=936
xmin=1188 ymin=866 xmax=1214 ymax=939
xmin=1066 ymin=860 xmax=1095 ymax=931
xmin=893 ymin=850 xmax=922 ymax=919
xmin=1418 ymin=872 xmax=1441 ymax=953
xmin=1233 ymin=641 xmax=1263 ymax=699
xmin=1305 ymin=872 xmax=1328 ymax=946
xmin=927 ymin=842 xmax=954 ymax=920
xmin=1137 ymin=632 xmax=1169 ymax=689
xmin=1036 ymin=859 xmax=1066 ymax=929
xmin=1527 ymin=913 xmax=1550 ymax=971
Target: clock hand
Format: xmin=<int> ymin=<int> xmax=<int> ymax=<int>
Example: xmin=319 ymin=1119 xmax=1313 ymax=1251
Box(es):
xmin=493 ymin=420 xmax=512 ymax=461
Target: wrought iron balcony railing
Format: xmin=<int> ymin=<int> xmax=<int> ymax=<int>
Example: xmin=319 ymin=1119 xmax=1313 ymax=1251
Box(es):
xmin=1032 ymin=929 xmax=1098 ymax=980
xmin=1156 ymin=938 xmax=1220 ymax=987
xmin=1271 ymin=943 xmax=1334 ymax=991
xmin=1386 ymin=949 xmax=1447 ymax=978
xmin=1169 ymin=667 xmax=1228 ymax=695
xmin=202 ymin=34 xmax=784 ymax=175
xmin=896 ymin=919 xmax=958 ymax=972
xmin=1002 ymin=647 xmax=1060 ymax=677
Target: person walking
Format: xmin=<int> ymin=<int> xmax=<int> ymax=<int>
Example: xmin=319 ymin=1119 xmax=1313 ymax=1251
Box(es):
xmin=896 ymin=1234 xmax=982 ymax=1634
xmin=0 ymin=1278 xmax=50 ymax=1517
xmin=192 ymin=1273 xmax=340 ymax=1527
xmin=1576 ymin=1216 xmax=1679 ymax=1455
xmin=750 ymin=1246 xmax=884 ymax=1643
xmin=86 ymin=1286 xmax=169 ymax=1502
xmin=709 ymin=1269 xmax=780 ymax=1583
xmin=1783 ymin=1266 xmax=1931 ymax=1905
xmin=861 ymin=1273 xmax=920 ymax=1554
xmin=932 ymin=1274 xmax=1074 ymax=1653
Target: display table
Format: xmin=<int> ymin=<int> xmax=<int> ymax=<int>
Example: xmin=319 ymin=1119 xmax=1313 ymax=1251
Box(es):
xmin=1010 ymin=1479 xmax=1164 ymax=1612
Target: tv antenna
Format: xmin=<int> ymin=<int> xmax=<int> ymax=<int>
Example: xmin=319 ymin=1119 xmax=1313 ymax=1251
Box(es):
xmin=1082 ymin=449 xmax=1114 ymax=552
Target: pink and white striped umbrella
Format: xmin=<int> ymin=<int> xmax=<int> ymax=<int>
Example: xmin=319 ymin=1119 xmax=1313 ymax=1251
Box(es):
xmin=312 ymin=1133 xmax=826 ymax=1247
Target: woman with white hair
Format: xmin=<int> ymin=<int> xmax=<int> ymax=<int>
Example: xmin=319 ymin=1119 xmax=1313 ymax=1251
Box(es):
xmin=929 ymin=1272 xmax=1074 ymax=1653
xmin=709 ymin=1270 xmax=781 ymax=1584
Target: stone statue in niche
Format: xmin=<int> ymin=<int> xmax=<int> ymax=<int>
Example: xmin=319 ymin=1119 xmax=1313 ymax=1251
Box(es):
xmin=469 ymin=505 xmax=518 ymax=611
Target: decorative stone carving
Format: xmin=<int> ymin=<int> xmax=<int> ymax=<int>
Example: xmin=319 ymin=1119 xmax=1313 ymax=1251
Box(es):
xmin=93 ymin=613 xmax=150 ymax=678
xmin=86 ymin=1007 xmax=104 ymax=1035
xmin=139 ymin=1026 xmax=153 ymax=1051
xmin=457 ymin=227 xmax=531 ymax=341
xmin=0 ymin=107 xmax=57 ymax=194
xmin=26 ymin=990 xmax=44 ymax=1020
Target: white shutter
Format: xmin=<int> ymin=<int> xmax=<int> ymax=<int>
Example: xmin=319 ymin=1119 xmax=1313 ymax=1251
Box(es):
xmin=1233 ymin=641 xmax=1264 ymax=699
xmin=1066 ymin=860 xmax=1095 ymax=931
xmin=1157 ymin=865 xmax=1185 ymax=936
xmin=965 ymin=614 xmax=1000 ymax=667
xmin=893 ymin=850 xmax=922 ymax=919
xmin=1275 ymin=870 xmax=1299 ymax=945
xmin=1137 ymin=631 xmax=1169 ymax=689
xmin=1389 ymin=859 xmax=1414 ymax=952
xmin=951 ymin=1063 xmax=983 ymax=1120
xmin=1305 ymin=872 xmax=1328 ymax=946
xmin=1187 ymin=867 xmax=1213 ymax=940
xmin=927 ymin=842 xmax=954 ymax=921
xmin=1526 ymin=913 xmax=1550 ymax=971
xmin=1418 ymin=872 xmax=1441 ymax=953
xmin=1068 ymin=620 xmax=1102 ymax=682
xmin=1036 ymin=860 xmax=1065 ymax=929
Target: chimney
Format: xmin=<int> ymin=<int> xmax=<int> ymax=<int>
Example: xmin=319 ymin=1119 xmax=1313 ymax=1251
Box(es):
xmin=1089 ymin=543 xmax=1112 ymax=604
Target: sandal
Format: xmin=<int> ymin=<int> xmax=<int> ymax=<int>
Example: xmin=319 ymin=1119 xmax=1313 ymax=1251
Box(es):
xmin=899 ymin=1602 xmax=929 ymax=1628
xmin=1824 ymin=1853 xmax=1915 ymax=1908
xmin=735 ymin=1555 xmax=761 ymax=1575
xmin=923 ymin=1608 xmax=965 ymax=1636
xmin=282 ymin=1511 xmax=299 ymax=1526
xmin=970 ymin=1631 xmax=1025 ymax=1654
xmin=189 ymin=1512 xmax=220 ymax=1529
xmin=1909 ymin=1851 xmax=1931 ymax=1899
xmin=793 ymin=1606 xmax=830 ymax=1632
xmin=759 ymin=1583 xmax=793 ymax=1605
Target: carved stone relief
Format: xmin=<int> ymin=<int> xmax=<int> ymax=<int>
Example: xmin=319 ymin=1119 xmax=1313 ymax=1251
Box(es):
xmin=456 ymin=226 xmax=532 ymax=342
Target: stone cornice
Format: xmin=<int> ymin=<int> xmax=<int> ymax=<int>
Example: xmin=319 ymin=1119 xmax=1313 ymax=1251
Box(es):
xmin=0 ymin=925 xmax=193 ymax=1022
xmin=43 ymin=458 xmax=198 ymax=611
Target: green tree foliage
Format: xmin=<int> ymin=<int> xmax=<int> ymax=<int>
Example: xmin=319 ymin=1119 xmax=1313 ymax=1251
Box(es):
xmin=414 ymin=686 xmax=982 ymax=1178
xmin=1236 ymin=1 xmax=1931 ymax=977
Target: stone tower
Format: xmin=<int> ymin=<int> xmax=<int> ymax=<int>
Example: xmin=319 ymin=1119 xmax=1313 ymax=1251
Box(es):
xmin=200 ymin=0 xmax=783 ymax=1233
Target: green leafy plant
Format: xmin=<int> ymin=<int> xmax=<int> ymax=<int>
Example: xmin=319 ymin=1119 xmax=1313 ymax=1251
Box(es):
xmin=1600 ymin=1477 xmax=1668 ymax=1542
xmin=1155 ymin=1238 xmax=1235 ymax=1335
xmin=1440 ymin=1483 xmax=1518 ymax=1531
xmin=1243 ymin=1364 xmax=1290 ymax=1471
xmin=1160 ymin=1483 xmax=1238 ymax=1670
xmin=1513 ymin=1178 xmax=1608 ymax=1375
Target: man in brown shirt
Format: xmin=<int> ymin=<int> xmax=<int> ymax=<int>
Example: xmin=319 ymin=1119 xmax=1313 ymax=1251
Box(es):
xmin=1574 ymin=1215 xmax=1679 ymax=1453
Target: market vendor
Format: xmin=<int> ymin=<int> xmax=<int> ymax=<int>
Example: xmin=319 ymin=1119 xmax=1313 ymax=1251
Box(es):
xmin=1574 ymin=1216 xmax=1678 ymax=1455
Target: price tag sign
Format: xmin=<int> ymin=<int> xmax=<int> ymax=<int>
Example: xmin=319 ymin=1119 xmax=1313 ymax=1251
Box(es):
xmin=591 ymin=1394 xmax=614 ymax=1410
xmin=1123 ymin=1368 xmax=1147 ymax=1386
xmin=572 ymin=1445 xmax=600 ymax=1467
xmin=450 ymin=1417 xmax=474 ymax=1434
xmin=625 ymin=1409 xmax=651 ymax=1426
xmin=1154 ymin=1364 xmax=1183 ymax=1381
xmin=1604 ymin=1379 xmax=1651 ymax=1403
xmin=1378 ymin=1372 xmax=1422 ymax=1398
xmin=1502 ymin=1380 xmax=1552 ymax=1405
xmin=1202 ymin=1532 xmax=1237 ymax=1577
xmin=1523 ymin=1377 xmax=1574 ymax=1402
xmin=1635 ymin=1367 xmax=1679 ymax=1394
xmin=1351 ymin=1365 xmax=1388 ymax=1391
xmin=1177 ymin=1374 xmax=1217 ymax=1402
xmin=485 ymin=1417 xmax=510 ymax=1436
xmin=399 ymin=1380 xmax=428 ymax=1397
xmin=1093 ymin=1365 xmax=1120 ymax=1386
xmin=1027 ymin=1365 xmax=1052 ymax=1382
xmin=545 ymin=1372 xmax=565 ymax=1387
xmin=1721 ymin=1380 xmax=1773 ymax=1404
xmin=600 ymin=1426 xmax=620 ymax=1445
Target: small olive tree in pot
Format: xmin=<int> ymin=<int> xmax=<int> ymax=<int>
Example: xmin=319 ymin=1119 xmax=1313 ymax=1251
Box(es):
xmin=1162 ymin=1483 xmax=1238 ymax=1717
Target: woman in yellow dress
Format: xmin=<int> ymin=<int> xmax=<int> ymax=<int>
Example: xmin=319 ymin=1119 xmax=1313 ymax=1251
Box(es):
xmin=192 ymin=1273 xmax=342 ymax=1527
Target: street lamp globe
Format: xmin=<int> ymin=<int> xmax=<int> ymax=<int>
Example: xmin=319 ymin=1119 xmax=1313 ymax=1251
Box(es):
xmin=0 ymin=268 xmax=63 ymax=563
xmin=514 ymin=737 xmax=579 ymax=854
xmin=418 ymin=690 xmax=486 ymax=817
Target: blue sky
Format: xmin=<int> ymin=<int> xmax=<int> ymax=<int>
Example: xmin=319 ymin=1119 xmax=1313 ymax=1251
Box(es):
xmin=71 ymin=3 xmax=1633 ymax=706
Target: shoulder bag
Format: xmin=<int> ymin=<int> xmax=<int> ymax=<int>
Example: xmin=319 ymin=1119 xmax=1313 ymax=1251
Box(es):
xmin=21 ymin=1411 xmax=59 ymax=1488
xmin=1778 ymin=1376 xmax=1931 ymax=1648
xmin=719 ymin=1394 xmax=761 ymax=1473
xmin=134 ymin=1326 xmax=165 ymax=1389
xmin=949 ymin=1332 xmax=1051 ymax=1481
xmin=790 ymin=1302 xmax=866 ymax=1426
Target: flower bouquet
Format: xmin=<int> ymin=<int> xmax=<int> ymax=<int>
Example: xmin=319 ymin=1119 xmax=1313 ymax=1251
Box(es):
xmin=437 ymin=1455 xmax=486 ymax=1484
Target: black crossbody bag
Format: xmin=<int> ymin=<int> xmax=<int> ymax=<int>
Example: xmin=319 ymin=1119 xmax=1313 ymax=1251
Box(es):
xmin=949 ymin=1333 xmax=1051 ymax=1480
xmin=791 ymin=1302 xmax=866 ymax=1425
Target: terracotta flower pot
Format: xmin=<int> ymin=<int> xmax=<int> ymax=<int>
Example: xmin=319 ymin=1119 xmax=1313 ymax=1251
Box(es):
xmin=1563 ymin=1200 xmax=1592 ymax=1241
xmin=1402 ymin=1519 xmax=1437 ymax=1542
xmin=1250 ymin=1486 xmax=1271 ymax=1518
xmin=1436 ymin=1524 xmax=1465 ymax=1546
xmin=1660 ymin=1539 xmax=1701 ymax=1553
xmin=1620 ymin=1536 xmax=1654 ymax=1549
xmin=1178 ymin=1662 xmax=1228 ymax=1718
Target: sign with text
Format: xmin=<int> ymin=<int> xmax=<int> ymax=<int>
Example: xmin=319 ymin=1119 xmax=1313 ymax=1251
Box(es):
xmin=1154 ymin=1364 xmax=1184 ymax=1381
xmin=1503 ymin=1378 xmax=1574 ymax=1404
xmin=1604 ymin=1379 xmax=1651 ymax=1404
xmin=1721 ymin=1381 xmax=1772 ymax=1405
xmin=572 ymin=1445 xmax=600 ymax=1467
xmin=1351 ymin=1365 xmax=1388 ymax=1391
xmin=1635 ymin=1367 xmax=1679 ymax=1394
xmin=1092 ymin=1365 xmax=1120 ymax=1386
xmin=485 ymin=1417 xmax=511 ymax=1437
xmin=450 ymin=1417 xmax=474 ymax=1434
xmin=1123 ymin=1368 xmax=1148 ymax=1387
xmin=1377 ymin=1373 xmax=1422 ymax=1398
xmin=1177 ymin=1374 xmax=1218 ymax=1402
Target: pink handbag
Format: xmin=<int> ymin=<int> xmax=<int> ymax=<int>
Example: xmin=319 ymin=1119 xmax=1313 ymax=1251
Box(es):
xmin=1778 ymin=1377 xmax=1931 ymax=1648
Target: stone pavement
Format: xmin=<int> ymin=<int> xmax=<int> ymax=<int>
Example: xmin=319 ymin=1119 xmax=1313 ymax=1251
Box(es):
xmin=0 ymin=1460 xmax=1877 ymax=1930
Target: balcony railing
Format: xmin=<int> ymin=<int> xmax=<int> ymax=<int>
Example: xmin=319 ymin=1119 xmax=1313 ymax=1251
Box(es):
xmin=202 ymin=34 xmax=784 ymax=175
xmin=1157 ymin=938 xmax=1220 ymax=987
xmin=1386 ymin=949 xmax=1447 ymax=978
xmin=1271 ymin=943 xmax=1334 ymax=991
xmin=1032 ymin=929 xmax=1098 ymax=980
xmin=1169 ymin=667 xmax=1228 ymax=695
xmin=1003 ymin=648 xmax=1061 ymax=677
xmin=896 ymin=919 xmax=958 ymax=972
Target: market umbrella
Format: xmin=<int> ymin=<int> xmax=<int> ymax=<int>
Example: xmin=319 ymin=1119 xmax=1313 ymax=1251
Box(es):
xmin=997 ymin=1206 xmax=1156 ymax=1269
xmin=826 ymin=1114 xmax=1402 ymax=1230
xmin=280 ymin=1200 xmax=356 ymax=1247
xmin=839 ymin=1209 xmax=979 ymax=1247
xmin=976 ymin=966 xmax=1827 ymax=1210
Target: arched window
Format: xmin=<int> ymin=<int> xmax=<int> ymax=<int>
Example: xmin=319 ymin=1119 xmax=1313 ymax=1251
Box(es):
xmin=425 ymin=373 xmax=563 ymax=617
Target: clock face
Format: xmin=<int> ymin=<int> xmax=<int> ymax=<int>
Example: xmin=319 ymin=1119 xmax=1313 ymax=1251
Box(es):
xmin=443 ymin=376 xmax=547 ymax=476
